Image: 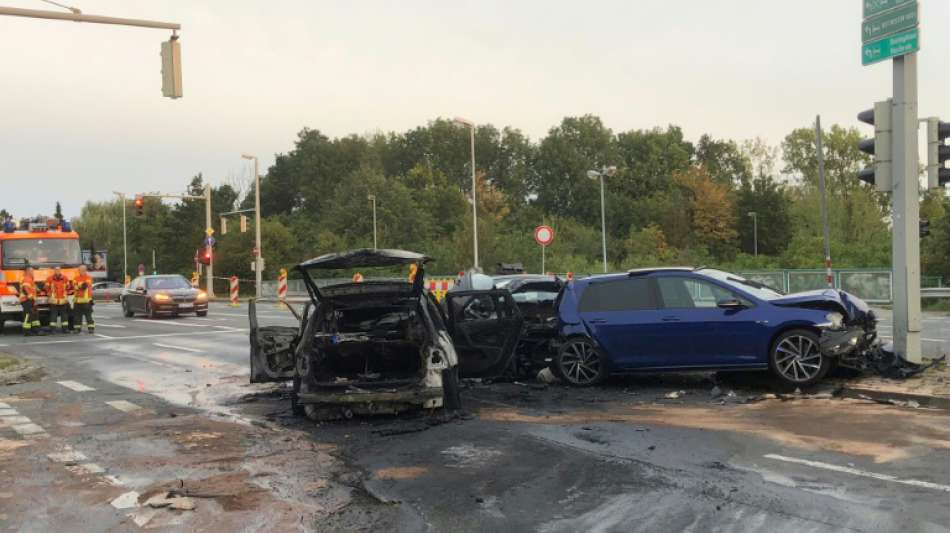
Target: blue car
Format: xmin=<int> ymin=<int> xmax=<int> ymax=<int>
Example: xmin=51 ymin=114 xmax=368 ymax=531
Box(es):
xmin=554 ymin=267 xmax=877 ymax=388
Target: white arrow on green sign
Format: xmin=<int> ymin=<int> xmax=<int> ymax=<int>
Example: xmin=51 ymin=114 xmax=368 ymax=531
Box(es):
xmin=862 ymin=1 xmax=918 ymax=43
xmin=863 ymin=0 xmax=914 ymax=19
xmin=862 ymin=27 xmax=919 ymax=66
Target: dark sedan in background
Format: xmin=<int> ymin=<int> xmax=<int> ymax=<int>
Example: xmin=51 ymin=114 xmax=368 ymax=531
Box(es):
xmin=121 ymin=274 xmax=208 ymax=318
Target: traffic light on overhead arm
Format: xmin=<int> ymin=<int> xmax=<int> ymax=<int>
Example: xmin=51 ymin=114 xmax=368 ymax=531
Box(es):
xmin=926 ymin=118 xmax=950 ymax=189
xmin=134 ymin=196 xmax=145 ymax=217
xmin=857 ymin=100 xmax=893 ymax=192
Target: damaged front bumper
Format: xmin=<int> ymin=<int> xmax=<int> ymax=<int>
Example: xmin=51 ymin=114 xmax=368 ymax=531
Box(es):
xmin=819 ymin=326 xmax=877 ymax=369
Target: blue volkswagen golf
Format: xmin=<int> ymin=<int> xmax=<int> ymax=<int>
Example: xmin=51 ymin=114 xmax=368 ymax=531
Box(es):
xmin=554 ymin=268 xmax=877 ymax=388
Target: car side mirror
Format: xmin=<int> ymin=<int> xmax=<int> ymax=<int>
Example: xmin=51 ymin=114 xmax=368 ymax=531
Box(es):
xmin=137 ymin=288 xmax=147 ymax=294
xmin=716 ymin=298 xmax=745 ymax=309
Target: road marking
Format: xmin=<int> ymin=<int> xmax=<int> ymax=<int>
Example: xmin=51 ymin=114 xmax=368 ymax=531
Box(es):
xmin=94 ymin=333 xmax=115 ymax=339
xmin=213 ymin=325 xmax=243 ymax=331
xmin=879 ymin=335 xmax=944 ymax=342
xmin=12 ymin=328 xmax=247 ymax=345
xmin=153 ymin=342 xmax=203 ymax=353
xmin=0 ymin=402 xmax=10 ymax=409
xmin=0 ymin=409 xmax=16 ymax=417
xmin=12 ymin=423 xmax=47 ymax=436
xmin=48 ymin=450 xmax=88 ymax=463
xmin=57 ymin=380 xmax=96 ymax=392
xmin=110 ymin=491 xmax=140 ymax=509
xmin=94 ymin=323 xmax=127 ymax=328
xmin=79 ymin=463 xmax=104 ymax=474
xmin=132 ymin=319 xmax=208 ymax=328
xmin=106 ymin=400 xmax=141 ymax=413
xmin=1 ymin=416 xmax=31 ymax=425
xmin=764 ymin=454 xmax=950 ymax=493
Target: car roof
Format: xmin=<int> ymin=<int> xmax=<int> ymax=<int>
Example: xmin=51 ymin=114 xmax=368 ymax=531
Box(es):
xmin=299 ymin=248 xmax=431 ymax=270
xmin=626 ymin=267 xmax=695 ymax=275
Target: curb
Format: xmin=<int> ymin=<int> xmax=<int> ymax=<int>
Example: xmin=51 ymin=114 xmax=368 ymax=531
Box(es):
xmin=841 ymin=386 xmax=950 ymax=410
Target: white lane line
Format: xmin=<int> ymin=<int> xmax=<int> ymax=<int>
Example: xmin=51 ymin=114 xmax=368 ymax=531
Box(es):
xmin=2 ymin=416 xmax=31 ymax=425
xmin=0 ymin=344 xmax=8 ymax=347
xmin=879 ymin=335 xmax=944 ymax=342
xmin=57 ymin=380 xmax=96 ymax=392
xmin=0 ymin=402 xmax=10 ymax=409
xmin=153 ymin=342 xmax=203 ymax=353
xmin=48 ymin=450 xmax=88 ymax=463
xmin=106 ymin=400 xmax=142 ymax=413
xmin=765 ymin=454 xmax=950 ymax=493
xmin=132 ymin=319 xmax=208 ymax=328
xmin=0 ymin=408 xmax=17 ymax=417
xmin=15 ymin=328 xmax=247 ymax=345
xmin=94 ymin=323 xmax=127 ymax=328
xmin=94 ymin=333 xmax=115 ymax=339
xmin=213 ymin=325 xmax=243 ymax=331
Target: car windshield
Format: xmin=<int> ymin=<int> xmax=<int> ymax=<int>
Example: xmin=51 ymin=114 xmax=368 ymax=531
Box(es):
xmin=145 ymin=276 xmax=191 ymax=290
xmin=511 ymin=290 xmax=559 ymax=304
xmin=1 ymin=238 xmax=82 ymax=268
xmin=698 ymin=269 xmax=784 ymax=300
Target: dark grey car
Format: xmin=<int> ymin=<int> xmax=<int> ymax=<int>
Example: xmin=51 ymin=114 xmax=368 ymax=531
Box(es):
xmin=121 ymin=274 xmax=209 ymax=318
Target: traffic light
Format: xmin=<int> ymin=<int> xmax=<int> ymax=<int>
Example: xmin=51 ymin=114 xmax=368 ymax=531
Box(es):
xmin=134 ymin=195 xmax=145 ymax=217
xmin=196 ymin=247 xmax=212 ymax=265
xmin=160 ymin=36 xmax=183 ymax=99
xmin=920 ymin=218 xmax=931 ymax=238
xmin=857 ymin=100 xmax=893 ymax=192
xmin=926 ymin=118 xmax=950 ymax=189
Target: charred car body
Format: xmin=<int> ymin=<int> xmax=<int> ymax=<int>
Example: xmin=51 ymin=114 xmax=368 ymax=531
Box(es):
xmin=250 ymin=249 xmax=523 ymax=420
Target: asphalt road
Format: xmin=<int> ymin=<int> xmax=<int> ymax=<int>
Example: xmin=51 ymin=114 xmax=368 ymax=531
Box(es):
xmin=1 ymin=302 xmax=949 ymax=532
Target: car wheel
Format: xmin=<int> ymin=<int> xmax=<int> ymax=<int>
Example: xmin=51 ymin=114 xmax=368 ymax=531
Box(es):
xmin=196 ymin=310 xmax=208 ymax=317
xmin=769 ymin=329 xmax=830 ymax=388
xmin=554 ymin=337 xmax=608 ymax=386
xmin=122 ymin=300 xmax=134 ymax=318
xmin=442 ymin=366 xmax=462 ymax=411
xmin=147 ymin=302 xmax=158 ymax=320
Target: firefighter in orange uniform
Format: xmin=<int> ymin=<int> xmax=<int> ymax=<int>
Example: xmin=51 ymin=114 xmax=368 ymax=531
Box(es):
xmin=72 ymin=265 xmax=95 ymax=334
xmin=47 ymin=266 xmax=71 ymax=334
xmin=19 ymin=266 xmax=41 ymax=336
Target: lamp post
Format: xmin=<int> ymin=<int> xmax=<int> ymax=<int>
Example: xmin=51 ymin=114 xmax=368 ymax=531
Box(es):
xmin=367 ymin=194 xmax=378 ymax=249
xmin=241 ymin=154 xmax=263 ymax=298
xmin=454 ymin=116 xmax=478 ymax=270
xmin=587 ymin=166 xmax=617 ymax=273
xmin=748 ymin=211 xmax=759 ymax=257
xmin=112 ymin=191 xmax=128 ymax=285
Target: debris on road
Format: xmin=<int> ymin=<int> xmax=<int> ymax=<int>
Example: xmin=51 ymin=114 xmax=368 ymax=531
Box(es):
xmin=665 ymin=390 xmax=686 ymax=399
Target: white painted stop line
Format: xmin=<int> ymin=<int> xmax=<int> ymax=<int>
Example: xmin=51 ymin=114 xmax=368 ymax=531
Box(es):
xmin=765 ymin=454 xmax=950 ymax=493
xmin=106 ymin=400 xmax=142 ymax=413
xmin=57 ymin=380 xmax=96 ymax=392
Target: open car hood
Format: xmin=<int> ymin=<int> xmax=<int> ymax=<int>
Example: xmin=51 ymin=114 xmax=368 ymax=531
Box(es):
xmin=298 ymin=248 xmax=431 ymax=270
xmin=771 ymin=289 xmax=871 ymax=321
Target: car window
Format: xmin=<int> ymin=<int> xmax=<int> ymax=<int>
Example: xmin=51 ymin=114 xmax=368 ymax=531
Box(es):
xmin=511 ymin=290 xmax=558 ymax=304
xmin=146 ymin=276 xmax=191 ymax=290
xmin=452 ymin=293 xmax=514 ymax=322
xmin=657 ymin=276 xmax=744 ymax=309
xmin=578 ymin=278 xmax=654 ymax=312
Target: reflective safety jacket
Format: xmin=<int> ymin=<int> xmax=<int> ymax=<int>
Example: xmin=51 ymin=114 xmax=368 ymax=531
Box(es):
xmin=48 ymin=274 xmax=70 ymax=305
xmin=73 ymin=274 xmax=94 ymax=304
xmin=19 ymin=277 xmax=36 ymax=303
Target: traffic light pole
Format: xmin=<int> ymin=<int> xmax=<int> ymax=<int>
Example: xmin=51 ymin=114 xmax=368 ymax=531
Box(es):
xmin=205 ymin=186 xmax=214 ymax=299
xmin=891 ymin=54 xmax=922 ymax=364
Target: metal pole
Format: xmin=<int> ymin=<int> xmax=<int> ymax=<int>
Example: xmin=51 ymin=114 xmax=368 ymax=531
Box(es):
xmin=600 ymin=174 xmax=607 ymax=273
xmin=891 ymin=55 xmax=922 ymax=364
xmin=372 ymin=196 xmax=378 ymax=249
xmin=118 ymin=193 xmax=127 ymax=285
xmin=751 ymin=213 xmax=758 ymax=257
xmin=205 ymin=185 xmax=214 ymax=298
xmin=470 ymin=126 xmax=479 ymax=270
xmin=151 ymin=249 xmax=156 ymax=274
xmin=815 ymin=116 xmax=833 ymax=288
xmin=0 ymin=6 xmax=181 ymax=30
xmin=541 ymin=244 xmax=545 ymax=274
xmin=254 ymin=157 xmax=262 ymax=298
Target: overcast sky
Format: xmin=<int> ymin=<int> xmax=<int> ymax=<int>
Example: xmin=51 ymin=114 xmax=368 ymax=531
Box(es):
xmin=3 ymin=0 xmax=949 ymax=218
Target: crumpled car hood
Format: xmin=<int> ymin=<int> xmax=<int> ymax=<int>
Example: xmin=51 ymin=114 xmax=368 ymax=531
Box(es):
xmin=771 ymin=289 xmax=871 ymax=321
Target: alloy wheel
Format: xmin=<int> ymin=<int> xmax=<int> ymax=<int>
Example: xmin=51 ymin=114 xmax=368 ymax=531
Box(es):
xmin=559 ymin=340 xmax=602 ymax=385
xmin=774 ymin=335 xmax=823 ymax=383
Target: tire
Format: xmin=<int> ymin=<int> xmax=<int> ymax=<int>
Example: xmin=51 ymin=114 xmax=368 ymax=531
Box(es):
xmin=196 ymin=311 xmax=208 ymax=317
xmin=122 ymin=300 xmax=134 ymax=318
xmin=291 ymin=376 xmax=305 ymax=417
xmin=442 ymin=366 xmax=462 ymax=411
xmin=769 ymin=329 xmax=831 ymax=388
xmin=0 ymin=319 xmax=5 ymax=335
xmin=553 ymin=337 xmax=609 ymax=386
xmin=147 ymin=302 xmax=158 ymax=320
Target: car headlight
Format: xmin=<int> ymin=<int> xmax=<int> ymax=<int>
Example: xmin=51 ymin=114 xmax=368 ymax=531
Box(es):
xmin=153 ymin=293 xmax=171 ymax=302
xmin=825 ymin=312 xmax=844 ymax=330
xmin=195 ymin=291 xmax=207 ymax=302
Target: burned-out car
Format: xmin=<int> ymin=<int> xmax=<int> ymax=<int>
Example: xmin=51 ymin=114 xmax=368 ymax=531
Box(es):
xmin=488 ymin=274 xmax=564 ymax=375
xmin=249 ymin=249 xmax=523 ymax=420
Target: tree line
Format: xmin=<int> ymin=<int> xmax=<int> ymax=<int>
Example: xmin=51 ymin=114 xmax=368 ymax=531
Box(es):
xmin=11 ymin=114 xmax=950 ymax=289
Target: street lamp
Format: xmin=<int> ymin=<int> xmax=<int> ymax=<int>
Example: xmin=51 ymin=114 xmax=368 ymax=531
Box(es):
xmin=748 ymin=211 xmax=758 ymax=257
xmin=367 ymin=194 xmax=378 ymax=249
xmin=587 ymin=166 xmax=617 ymax=273
xmin=112 ymin=191 xmax=128 ymax=285
xmin=454 ymin=116 xmax=478 ymax=270
xmin=241 ymin=154 xmax=263 ymax=298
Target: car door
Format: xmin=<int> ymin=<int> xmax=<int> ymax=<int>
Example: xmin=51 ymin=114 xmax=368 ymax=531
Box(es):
xmin=444 ymin=289 xmax=524 ymax=378
xmin=248 ymin=299 xmax=302 ymax=383
xmin=654 ymin=274 xmax=761 ymax=366
xmin=576 ymin=277 xmax=670 ymax=369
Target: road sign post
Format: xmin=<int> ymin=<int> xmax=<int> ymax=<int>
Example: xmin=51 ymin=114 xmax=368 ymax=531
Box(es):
xmin=534 ymin=225 xmax=555 ymax=274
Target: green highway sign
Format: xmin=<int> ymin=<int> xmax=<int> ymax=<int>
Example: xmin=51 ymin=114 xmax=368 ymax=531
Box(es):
xmin=862 ymin=27 xmax=919 ymax=65
xmin=863 ymin=0 xmax=914 ymax=19
xmin=862 ymin=1 xmax=918 ymax=43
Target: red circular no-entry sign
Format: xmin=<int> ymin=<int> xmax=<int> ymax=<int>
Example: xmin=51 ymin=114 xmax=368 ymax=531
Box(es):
xmin=534 ymin=225 xmax=555 ymax=247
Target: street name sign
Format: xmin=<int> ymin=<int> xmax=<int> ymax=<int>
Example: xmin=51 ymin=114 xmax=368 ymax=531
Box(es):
xmin=862 ymin=27 xmax=920 ymax=66
xmin=862 ymin=1 xmax=918 ymax=43
xmin=863 ymin=0 xmax=914 ymax=19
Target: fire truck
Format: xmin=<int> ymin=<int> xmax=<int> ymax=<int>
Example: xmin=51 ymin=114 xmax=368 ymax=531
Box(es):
xmin=0 ymin=216 xmax=83 ymax=331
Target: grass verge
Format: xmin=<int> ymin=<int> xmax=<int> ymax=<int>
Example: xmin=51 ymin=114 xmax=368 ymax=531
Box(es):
xmin=0 ymin=353 xmax=20 ymax=371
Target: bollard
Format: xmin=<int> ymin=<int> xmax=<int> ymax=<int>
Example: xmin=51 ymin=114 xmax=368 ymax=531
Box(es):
xmin=229 ymin=276 xmax=239 ymax=307
xmin=276 ymin=268 xmax=288 ymax=308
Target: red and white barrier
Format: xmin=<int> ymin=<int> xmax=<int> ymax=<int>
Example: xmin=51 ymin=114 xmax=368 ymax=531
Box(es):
xmin=277 ymin=268 xmax=288 ymax=303
xmin=229 ymin=276 xmax=239 ymax=307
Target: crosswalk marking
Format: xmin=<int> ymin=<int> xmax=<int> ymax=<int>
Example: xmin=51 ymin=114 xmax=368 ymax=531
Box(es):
xmin=153 ymin=343 xmax=203 ymax=353
xmin=0 ymin=409 xmax=17 ymax=417
xmin=0 ymin=402 xmax=10 ymax=409
xmin=57 ymin=380 xmax=96 ymax=392
xmin=12 ymin=423 xmax=47 ymax=436
xmin=106 ymin=400 xmax=142 ymax=413
xmin=132 ymin=319 xmax=207 ymax=328
xmin=48 ymin=450 xmax=88 ymax=463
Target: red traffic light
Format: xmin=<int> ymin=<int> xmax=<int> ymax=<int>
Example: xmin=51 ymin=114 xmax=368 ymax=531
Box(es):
xmin=134 ymin=195 xmax=145 ymax=217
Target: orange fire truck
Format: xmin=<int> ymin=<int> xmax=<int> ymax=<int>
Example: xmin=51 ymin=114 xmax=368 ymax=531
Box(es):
xmin=0 ymin=217 xmax=83 ymax=330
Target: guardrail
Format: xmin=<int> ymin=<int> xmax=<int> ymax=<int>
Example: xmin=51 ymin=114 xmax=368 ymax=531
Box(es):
xmin=921 ymin=287 xmax=950 ymax=299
